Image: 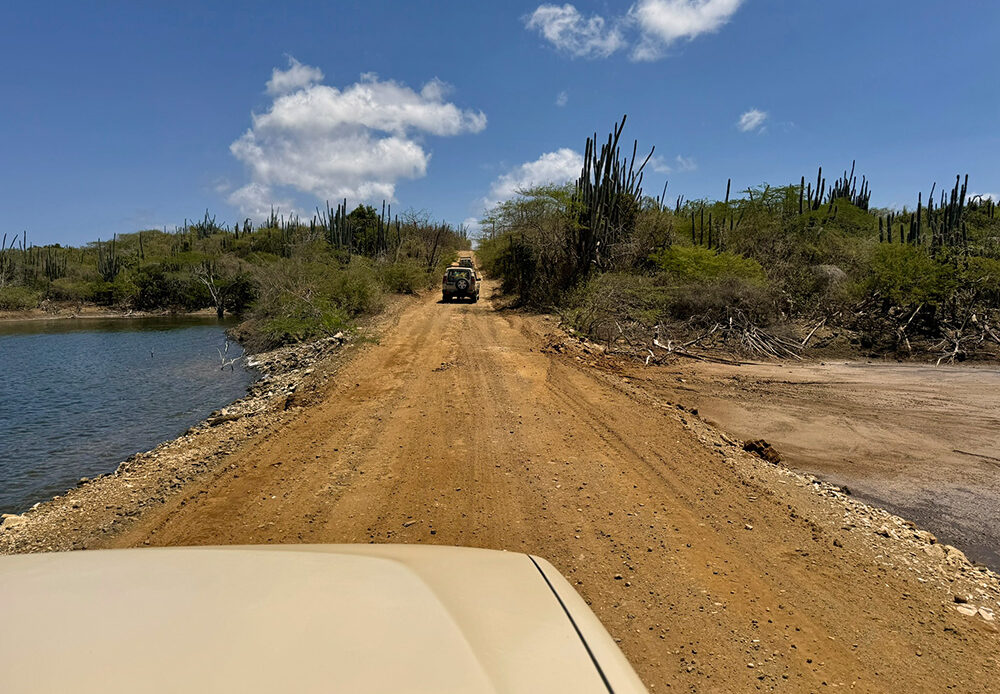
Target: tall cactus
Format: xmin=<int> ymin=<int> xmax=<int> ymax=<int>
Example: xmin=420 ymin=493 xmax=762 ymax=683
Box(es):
xmin=570 ymin=115 xmax=651 ymax=275
xmin=97 ymin=235 xmax=121 ymax=282
xmin=43 ymin=247 xmax=67 ymax=280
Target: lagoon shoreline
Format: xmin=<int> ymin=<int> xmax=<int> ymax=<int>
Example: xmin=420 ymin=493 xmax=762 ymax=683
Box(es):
xmin=0 ymin=295 xmax=412 ymax=552
xmin=0 ymin=303 xmax=221 ymax=323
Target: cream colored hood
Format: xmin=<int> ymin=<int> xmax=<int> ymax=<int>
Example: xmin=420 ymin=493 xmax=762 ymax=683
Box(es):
xmin=0 ymin=544 xmax=646 ymax=693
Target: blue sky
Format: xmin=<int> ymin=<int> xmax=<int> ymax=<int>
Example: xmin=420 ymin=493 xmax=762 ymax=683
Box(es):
xmin=3 ymin=1 xmax=998 ymax=245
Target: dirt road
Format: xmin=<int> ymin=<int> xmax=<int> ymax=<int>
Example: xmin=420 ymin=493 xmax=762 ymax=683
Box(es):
xmin=640 ymin=360 xmax=1000 ymax=571
xmin=96 ymin=285 xmax=999 ymax=692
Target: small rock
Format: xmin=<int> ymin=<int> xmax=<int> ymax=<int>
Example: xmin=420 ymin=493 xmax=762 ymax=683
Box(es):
xmin=979 ymin=607 xmax=995 ymax=621
xmin=923 ymin=544 xmax=946 ymax=560
xmin=0 ymin=513 xmax=26 ymax=530
xmin=955 ymin=604 xmax=978 ymax=617
xmin=944 ymin=545 xmax=970 ymax=567
xmin=614 ymin=573 xmax=623 ymax=580
xmin=744 ymin=524 xmax=754 ymax=531
xmin=742 ymin=440 xmax=781 ymax=464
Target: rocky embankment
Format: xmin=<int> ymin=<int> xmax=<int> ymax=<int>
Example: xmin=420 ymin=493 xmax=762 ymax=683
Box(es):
xmin=0 ymin=333 xmax=351 ymax=553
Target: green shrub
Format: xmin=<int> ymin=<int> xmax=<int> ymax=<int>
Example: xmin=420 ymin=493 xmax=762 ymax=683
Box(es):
xmin=379 ymin=260 xmax=430 ymax=294
xmin=47 ymin=277 xmax=98 ymax=302
xmin=650 ymin=246 xmax=766 ymax=285
xmin=0 ymin=285 xmax=41 ymax=310
xmin=129 ymin=266 xmax=177 ymax=310
xmin=563 ymin=273 xmax=672 ymax=341
xmin=260 ymin=296 xmax=351 ymax=346
xmin=864 ymin=245 xmax=954 ymax=306
xmin=665 ymin=278 xmax=776 ymax=324
xmin=125 ymin=264 xmax=210 ymax=311
xmin=964 ymin=256 xmax=1000 ymax=293
xmin=328 ymin=257 xmax=385 ymax=315
xmin=240 ymin=257 xmax=385 ymax=351
xmin=221 ymin=273 xmax=257 ymax=315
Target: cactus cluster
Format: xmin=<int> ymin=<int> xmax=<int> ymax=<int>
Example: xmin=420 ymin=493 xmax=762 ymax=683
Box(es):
xmin=800 ymin=162 xmax=871 ymax=213
xmin=312 ymin=199 xmax=399 ymax=257
xmin=571 ymin=115 xmax=652 ymax=274
xmin=968 ymin=194 xmax=996 ymax=220
xmin=0 ymin=233 xmax=19 ymax=287
xmin=188 ymin=210 xmax=225 ymax=239
xmin=929 ymin=175 xmax=970 ymax=249
xmin=827 ymin=161 xmax=871 ymax=210
xmin=160 ymin=200 xmax=410 ymax=261
xmin=878 ymin=174 xmax=985 ymax=249
xmin=43 ymin=247 xmax=67 ymax=281
xmin=97 ymin=235 xmax=121 ymax=282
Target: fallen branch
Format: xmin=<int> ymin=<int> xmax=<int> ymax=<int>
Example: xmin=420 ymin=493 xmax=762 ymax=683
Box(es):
xmin=651 ymin=337 xmax=747 ymax=365
xmin=801 ymin=318 xmax=826 ymax=347
xmin=218 ymin=341 xmax=243 ymax=371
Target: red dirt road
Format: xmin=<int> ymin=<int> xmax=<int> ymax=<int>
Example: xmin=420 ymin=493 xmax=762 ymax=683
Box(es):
xmin=95 ymin=286 xmax=1000 ymax=692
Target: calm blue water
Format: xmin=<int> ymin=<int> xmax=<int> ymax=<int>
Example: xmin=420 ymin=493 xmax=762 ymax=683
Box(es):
xmin=0 ymin=317 xmax=257 ymax=514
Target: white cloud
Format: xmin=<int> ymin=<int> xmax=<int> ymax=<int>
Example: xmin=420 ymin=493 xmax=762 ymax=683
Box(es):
xmin=211 ymin=177 xmax=232 ymax=195
xmin=555 ymin=90 xmax=569 ymax=107
xmin=648 ymin=154 xmax=697 ymax=174
xmin=649 ymin=156 xmax=672 ymax=174
xmin=265 ymin=56 xmax=324 ymax=95
xmin=630 ymin=0 xmax=744 ymax=60
xmin=525 ymin=1 xmax=743 ymax=61
xmin=737 ymin=108 xmax=768 ymax=132
xmin=462 ymin=216 xmax=484 ymax=238
xmin=229 ymin=59 xmax=487 ymax=219
xmin=227 ymin=182 xmax=299 ymax=222
xmin=420 ymin=77 xmax=452 ymax=102
xmin=485 ymin=148 xmax=583 ymax=205
xmin=525 ymin=4 xmax=625 ymax=58
xmin=674 ymin=154 xmax=697 ymax=171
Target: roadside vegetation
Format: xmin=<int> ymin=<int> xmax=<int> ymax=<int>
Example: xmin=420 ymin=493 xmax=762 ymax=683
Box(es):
xmin=0 ymin=204 xmax=469 ymax=351
xmin=478 ymin=117 xmax=1000 ymax=363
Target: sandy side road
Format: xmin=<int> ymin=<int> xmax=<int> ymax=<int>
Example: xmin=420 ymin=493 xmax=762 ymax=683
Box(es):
xmin=5 ymin=284 xmax=1000 ymax=691
xmin=638 ymin=359 xmax=1000 ymax=570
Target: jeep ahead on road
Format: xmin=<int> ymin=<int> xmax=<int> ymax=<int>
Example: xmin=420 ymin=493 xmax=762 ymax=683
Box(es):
xmin=442 ymin=266 xmax=479 ymax=302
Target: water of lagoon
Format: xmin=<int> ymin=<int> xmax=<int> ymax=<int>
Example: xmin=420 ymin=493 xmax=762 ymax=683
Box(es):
xmin=0 ymin=316 xmax=256 ymax=514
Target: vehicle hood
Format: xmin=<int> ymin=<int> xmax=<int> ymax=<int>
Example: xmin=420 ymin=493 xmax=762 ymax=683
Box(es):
xmin=0 ymin=544 xmax=646 ymax=693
